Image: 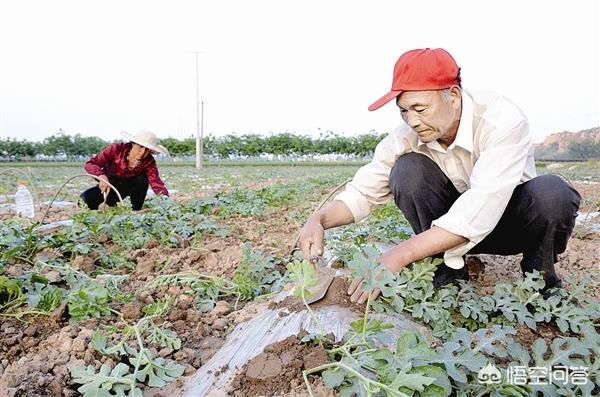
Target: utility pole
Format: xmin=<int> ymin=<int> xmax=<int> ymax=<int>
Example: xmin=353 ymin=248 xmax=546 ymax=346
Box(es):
xmin=194 ymin=51 xmax=203 ymax=169
xmin=200 ymin=100 xmax=204 ymax=167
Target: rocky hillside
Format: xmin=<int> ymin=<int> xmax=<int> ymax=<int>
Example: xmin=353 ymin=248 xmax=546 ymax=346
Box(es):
xmin=534 ymin=127 xmax=600 ymax=160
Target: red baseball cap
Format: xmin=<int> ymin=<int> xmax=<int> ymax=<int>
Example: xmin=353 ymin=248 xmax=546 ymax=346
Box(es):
xmin=368 ymin=48 xmax=461 ymax=111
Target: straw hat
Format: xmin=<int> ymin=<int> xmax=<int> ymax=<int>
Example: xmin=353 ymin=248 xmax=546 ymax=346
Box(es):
xmin=121 ymin=130 xmax=169 ymax=155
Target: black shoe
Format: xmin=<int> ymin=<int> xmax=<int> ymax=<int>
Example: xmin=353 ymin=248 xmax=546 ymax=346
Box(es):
xmin=433 ymin=262 xmax=469 ymax=288
xmin=540 ymin=279 xmax=563 ymax=300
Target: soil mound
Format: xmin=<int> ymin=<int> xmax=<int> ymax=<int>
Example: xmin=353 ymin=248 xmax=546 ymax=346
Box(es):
xmin=271 ymin=277 xmax=365 ymax=313
xmin=229 ymin=334 xmax=329 ymax=396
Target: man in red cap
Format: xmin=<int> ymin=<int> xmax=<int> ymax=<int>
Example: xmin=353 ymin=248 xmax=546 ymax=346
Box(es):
xmin=299 ymin=48 xmax=581 ymax=303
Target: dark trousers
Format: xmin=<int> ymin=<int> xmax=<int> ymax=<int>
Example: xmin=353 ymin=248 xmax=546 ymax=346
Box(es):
xmin=80 ymin=174 xmax=149 ymax=211
xmin=389 ymin=153 xmax=581 ymax=289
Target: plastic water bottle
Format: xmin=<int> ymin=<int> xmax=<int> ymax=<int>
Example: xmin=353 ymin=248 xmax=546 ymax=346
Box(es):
xmin=15 ymin=181 xmax=34 ymax=218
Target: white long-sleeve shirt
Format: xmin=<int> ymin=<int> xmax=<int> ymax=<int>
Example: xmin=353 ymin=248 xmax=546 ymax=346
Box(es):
xmin=334 ymin=90 xmax=537 ymax=269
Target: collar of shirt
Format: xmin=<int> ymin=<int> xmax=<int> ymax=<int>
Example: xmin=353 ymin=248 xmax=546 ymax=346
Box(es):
xmin=417 ymin=90 xmax=474 ymax=154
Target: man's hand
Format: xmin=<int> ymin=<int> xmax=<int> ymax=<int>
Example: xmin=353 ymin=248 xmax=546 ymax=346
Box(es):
xmin=347 ymin=275 xmax=381 ymax=304
xmin=298 ymin=201 xmax=355 ymax=260
xmin=346 ymin=226 xmax=468 ymax=304
xmin=347 ymin=252 xmax=407 ymax=303
xmin=98 ymin=175 xmax=110 ymax=194
xmin=299 ymin=220 xmax=325 ymax=260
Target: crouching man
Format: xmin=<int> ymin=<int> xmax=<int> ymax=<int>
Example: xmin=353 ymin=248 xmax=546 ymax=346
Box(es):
xmin=298 ymin=48 xmax=580 ymax=303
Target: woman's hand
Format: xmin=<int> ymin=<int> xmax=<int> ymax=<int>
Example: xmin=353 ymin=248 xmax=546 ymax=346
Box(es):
xmin=98 ymin=175 xmax=110 ymax=194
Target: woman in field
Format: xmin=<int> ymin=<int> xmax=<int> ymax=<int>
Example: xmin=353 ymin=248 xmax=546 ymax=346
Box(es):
xmin=80 ymin=130 xmax=169 ymax=211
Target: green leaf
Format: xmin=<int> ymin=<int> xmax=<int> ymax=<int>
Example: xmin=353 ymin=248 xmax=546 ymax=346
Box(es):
xmin=422 ymin=384 xmax=449 ymax=397
xmin=71 ymin=363 xmax=142 ymax=397
xmin=396 ymin=332 xmax=433 ymax=358
xmin=490 ymin=286 xmax=537 ymax=330
xmin=0 ymin=275 xmax=25 ymax=312
xmin=145 ymin=322 xmax=181 ymax=350
xmin=506 ymin=341 xmax=530 ymax=366
xmin=42 ymin=289 xmax=63 ymax=312
xmin=197 ymin=299 xmax=215 ymax=313
xmin=30 ymin=273 xmax=49 ymax=285
xmin=531 ymin=337 xmax=591 ymax=368
xmin=402 ymin=258 xmax=440 ymax=284
xmin=350 ymin=318 xmax=393 ymax=334
xmin=134 ymin=351 xmax=185 ymax=388
xmin=142 ymin=297 xmax=172 ymax=317
xmin=491 ymin=384 xmax=533 ymax=397
xmin=470 ymin=325 xmax=516 ymax=358
xmin=389 ymin=363 xmax=436 ymax=391
xmin=431 ymin=341 xmax=487 ymax=383
xmin=92 ymin=330 xmax=135 ymax=357
xmin=533 ymin=294 xmax=594 ymax=333
xmin=300 ymin=333 xmax=330 ymax=345
xmin=91 ymin=331 xmax=108 ymax=352
xmin=519 ymin=270 xmax=546 ymax=292
xmin=286 ymin=260 xmax=317 ymax=299
xmin=414 ymin=365 xmax=452 ymax=397
xmin=456 ymin=283 xmax=490 ymax=323
xmin=67 ymin=280 xmax=112 ymax=322
xmin=322 ymin=367 xmax=346 ymax=388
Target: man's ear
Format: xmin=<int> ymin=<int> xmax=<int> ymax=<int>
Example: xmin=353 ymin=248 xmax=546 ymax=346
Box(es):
xmin=449 ymin=85 xmax=462 ymax=109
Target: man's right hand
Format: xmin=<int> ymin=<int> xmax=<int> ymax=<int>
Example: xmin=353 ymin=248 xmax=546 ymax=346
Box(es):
xmin=98 ymin=175 xmax=110 ymax=194
xmin=298 ymin=201 xmax=355 ymax=260
xmin=299 ymin=219 xmax=325 ymax=260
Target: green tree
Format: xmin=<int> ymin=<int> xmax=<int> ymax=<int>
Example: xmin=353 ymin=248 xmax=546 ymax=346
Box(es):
xmin=1 ymin=130 xmax=389 ymax=160
xmin=0 ymin=138 xmax=41 ymax=158
xmin=568 ymin=139 xmax=600 ymax=160
xmin=354 ymin=131 xmax=386 ymax=156
xmin=41 ymin=130 xmax=75 ymax=156
xmin=71 ymin=134 xmax=108 ymax=156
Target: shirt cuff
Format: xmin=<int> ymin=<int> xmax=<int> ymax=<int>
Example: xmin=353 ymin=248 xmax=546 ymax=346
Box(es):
xmin=443 ymin=244 xmax=476 ymax=269
xmin=433 ymin=212 xmax=477 ymax=269
xmin=334 ymin=186 xmax=372 ymax=223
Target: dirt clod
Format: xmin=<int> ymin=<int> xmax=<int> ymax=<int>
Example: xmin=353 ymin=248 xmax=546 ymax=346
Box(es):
xmin=210 ymin=301 xmax=232 ymax=317
xmin=121 ymin=300 xmax=145 ymax=320
xmin=72 ymin=255 xmax=94 ymax=273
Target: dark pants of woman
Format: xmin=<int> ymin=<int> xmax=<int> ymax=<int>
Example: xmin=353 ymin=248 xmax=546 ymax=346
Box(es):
xmin=388 ymin=153 xmax=581 ymax=291
xmin=80 ymin=174 xmax=149 ymax=211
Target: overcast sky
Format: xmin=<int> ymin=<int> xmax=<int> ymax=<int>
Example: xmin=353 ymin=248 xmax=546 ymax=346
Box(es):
xmin=0 ymin=0 xmax=598 ymax=144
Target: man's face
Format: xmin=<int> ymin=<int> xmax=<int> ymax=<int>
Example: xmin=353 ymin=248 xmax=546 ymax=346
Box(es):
xmin=396 ymin=88 xmax=461 ymax=146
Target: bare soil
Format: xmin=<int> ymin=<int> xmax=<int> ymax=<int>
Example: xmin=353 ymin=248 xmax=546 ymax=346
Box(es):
xmin=471 ymin=233 xmax=600 ymax=301
xmin=229 ymin=333 xmax=330 ymax=397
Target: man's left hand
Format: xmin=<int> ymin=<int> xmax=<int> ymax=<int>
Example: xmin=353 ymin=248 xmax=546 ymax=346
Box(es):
xmin=346 ymin=227 xmax=467 ymax=304
xmin=346 ymin=245 xmax=410 ymax=304
xmin=347 ymin=275 xmax=381 ymax=304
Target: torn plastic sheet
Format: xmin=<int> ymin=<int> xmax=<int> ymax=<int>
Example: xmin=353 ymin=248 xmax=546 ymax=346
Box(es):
xmin=576 ymin=211 xmax=600 ymax=231
xmin=34 ymin=219 xmax=74 ymax=233
xmin=42 ymin=200 xmax=76 ymax=209
xmin=182 ymin=304 xmax=431 ymax=397
xmin=1 ymin=200 xmax=75 ymax=211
